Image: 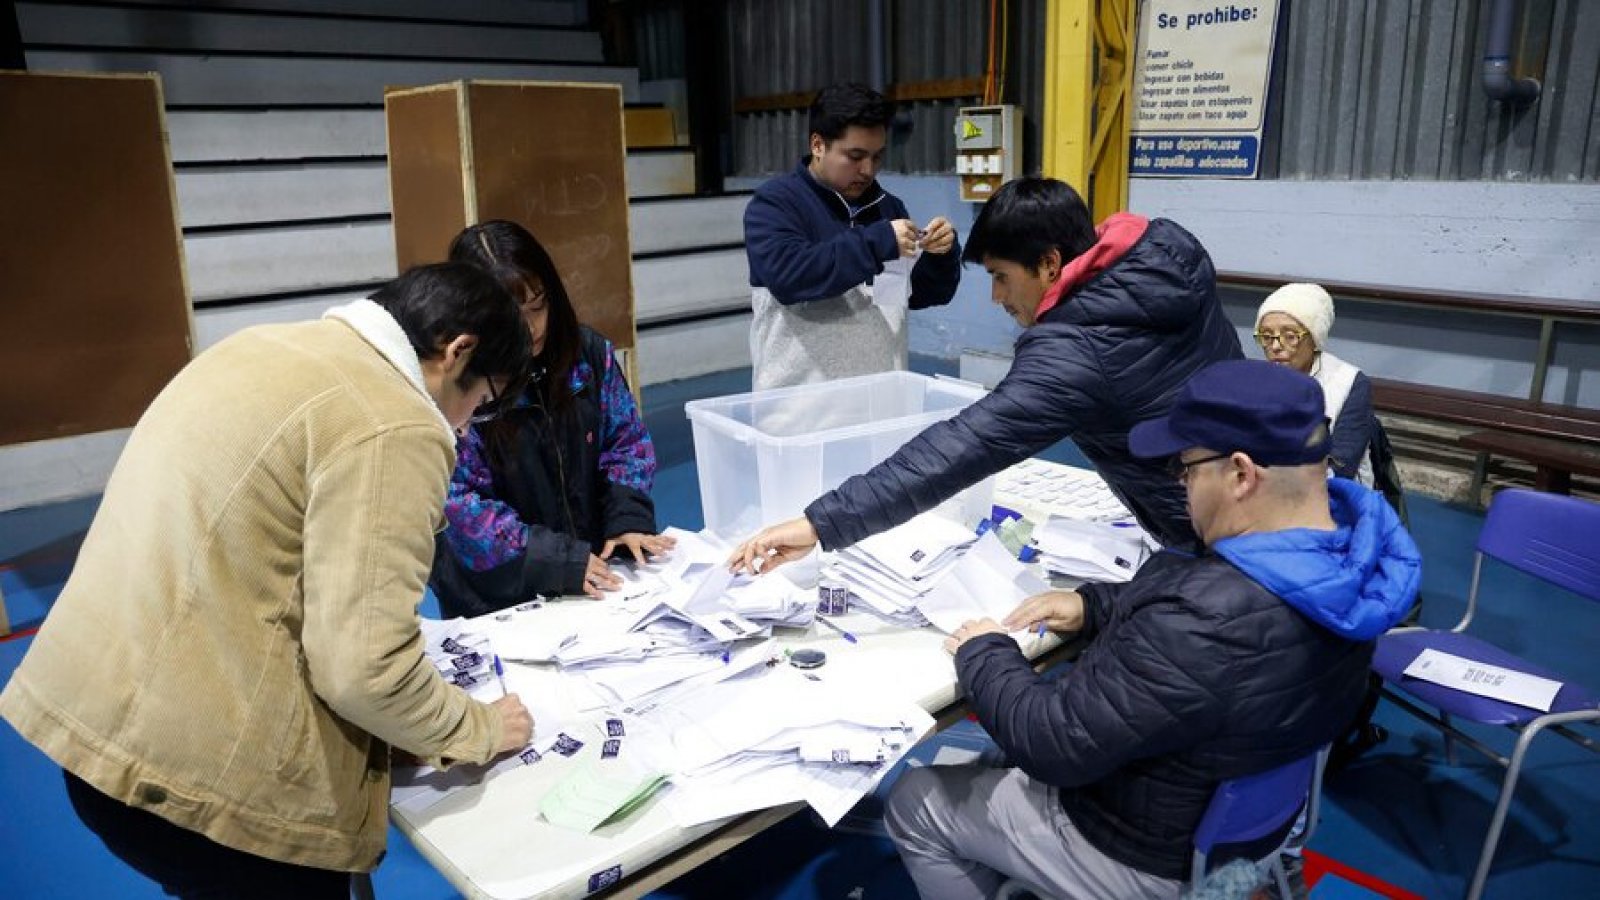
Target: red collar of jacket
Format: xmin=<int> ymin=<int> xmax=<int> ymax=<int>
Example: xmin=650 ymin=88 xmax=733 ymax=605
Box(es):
xmin=1033 ymin=212 xmax=1150 ymax=319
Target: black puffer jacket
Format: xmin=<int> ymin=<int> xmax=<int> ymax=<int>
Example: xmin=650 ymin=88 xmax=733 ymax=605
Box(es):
xmin=956 ymin=552 xmax=1376 ymax=880
xmin=805 ymin=216 xmax=1241 ymax=551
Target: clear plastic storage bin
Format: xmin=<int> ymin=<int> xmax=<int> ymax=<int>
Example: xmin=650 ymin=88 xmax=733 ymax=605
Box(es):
xmin=685 ymin=371 xmax=994 ymax=542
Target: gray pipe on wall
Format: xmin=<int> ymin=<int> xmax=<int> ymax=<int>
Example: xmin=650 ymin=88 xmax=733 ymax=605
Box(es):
xmin=1482 ymin=0 xmax=1540 ymax=105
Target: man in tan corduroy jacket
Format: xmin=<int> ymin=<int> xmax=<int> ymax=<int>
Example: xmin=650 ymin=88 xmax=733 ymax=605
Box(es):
xmin=1 ymin=263 xmax=536 ymax=898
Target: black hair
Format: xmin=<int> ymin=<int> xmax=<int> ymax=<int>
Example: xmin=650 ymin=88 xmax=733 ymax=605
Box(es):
xmin=808 ymin=82 xmax=894 ymax=142
xmin=368 ymin=262 xmax=531 ymax=383
xmin=448 ymin=220 xmax=582 ymax=415
xmin=962 ymin=177 xmax=1098 ymax=272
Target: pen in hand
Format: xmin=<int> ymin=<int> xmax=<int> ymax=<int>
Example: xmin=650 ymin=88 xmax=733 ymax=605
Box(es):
xmin=815 ymin=615 xmax=858 ymax=644
xmin=1036 ymin=622 xmax=1048 ymax=639
xmin=492 ymin=654 xmax=508 ymax=697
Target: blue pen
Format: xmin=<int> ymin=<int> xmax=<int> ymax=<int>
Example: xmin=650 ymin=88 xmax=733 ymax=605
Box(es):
xmin=492 ymin=654 xmax=508 ymax=696
xmin=721 ymin=649 xmax=731 ymax=664
xmin=814 ymin=615 xmax=858 ymax=644
xmin=1035 ymin=622 xmax=1048 ymax=639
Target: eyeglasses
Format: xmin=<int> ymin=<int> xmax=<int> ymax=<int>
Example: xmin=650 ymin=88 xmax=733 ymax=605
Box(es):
xmin=1167 ymin=452 xmax=1232 ymax=483
xmin=1253 ymin=328 xmax=1309 ymax=350
xmin=467 ymin=376 xmax=515 ymax=426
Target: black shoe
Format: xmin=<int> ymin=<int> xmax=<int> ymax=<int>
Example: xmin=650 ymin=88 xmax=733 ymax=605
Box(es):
xmin=1327 ymin=724 xmax=1388 ymax=775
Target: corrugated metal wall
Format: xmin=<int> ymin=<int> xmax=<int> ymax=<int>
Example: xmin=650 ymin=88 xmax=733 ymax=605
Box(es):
xmin=628 ymin=0 xmax=1598 ymax=181
xmin=1270 ymin=0 xmax=1600 ymax=182
xmin=722 ymin=0 xmax=1048 ymax=175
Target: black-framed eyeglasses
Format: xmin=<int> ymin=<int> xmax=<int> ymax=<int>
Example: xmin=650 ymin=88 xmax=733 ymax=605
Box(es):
xmin=1167 ymin=452 xmax=1232 ymax=483
xmin=1253 ymin=328 xmax=1309 ymax=350
xmin=466 ymin=378 xmax=505 ymax=426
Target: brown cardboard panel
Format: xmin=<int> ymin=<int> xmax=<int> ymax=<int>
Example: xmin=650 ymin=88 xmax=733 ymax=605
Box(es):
xmin=385 ymin=83 xmax=469 ymax=269
xmin=466 ymin=82 xmax=635 ymax=350
xmin=0 ymin=72 xmax=192 ymax=445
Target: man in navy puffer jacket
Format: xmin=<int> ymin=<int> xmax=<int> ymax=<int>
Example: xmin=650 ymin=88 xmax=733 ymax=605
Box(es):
xmin=730 ymin=177 xmax=1241 ymax=574
xmin=883 ymin=360 xmax=1422 ymax=900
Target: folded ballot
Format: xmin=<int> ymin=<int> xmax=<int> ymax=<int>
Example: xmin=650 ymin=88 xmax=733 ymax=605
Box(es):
xmin=917 ymin=531 xmax=1051 ymax=634
xmin=539 ymin=757 xmax=667 ymax=833
xmin=850 ymin=511 xmax=978 ymax=582
xmin=1032 ymin=515 xmax=1151 ymax=583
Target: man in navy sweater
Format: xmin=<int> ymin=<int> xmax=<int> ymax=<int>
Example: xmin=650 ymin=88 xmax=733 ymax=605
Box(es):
xmin=884 ymin=360 xmax=1421 ymax=899
xmin=743 ymin=82 xmax=963 ymax=389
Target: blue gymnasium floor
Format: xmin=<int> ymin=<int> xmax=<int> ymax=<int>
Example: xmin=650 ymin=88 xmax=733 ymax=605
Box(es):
xmin=2 ymin=360 xmax=1597 ymax=899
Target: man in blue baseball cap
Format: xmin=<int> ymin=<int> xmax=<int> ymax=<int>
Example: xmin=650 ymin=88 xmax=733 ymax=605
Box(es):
xmin=885 ymin=360 xmax=1421 ymax=900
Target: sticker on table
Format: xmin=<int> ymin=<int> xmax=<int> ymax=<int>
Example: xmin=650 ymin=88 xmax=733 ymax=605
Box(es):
xmin=605 ymin=718 xmax=625 ymax=737
xmin=601 ymin=739 xmax=621 ymax=759
xmin=552 ymin=733 xmax=585 ymax=757
xmin=588 ymin=865 xmax=623 ymax=892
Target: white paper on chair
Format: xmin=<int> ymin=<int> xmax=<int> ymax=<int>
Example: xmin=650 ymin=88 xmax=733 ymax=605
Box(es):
xmin=1402 ymin=648 xmax=1563 ymax=712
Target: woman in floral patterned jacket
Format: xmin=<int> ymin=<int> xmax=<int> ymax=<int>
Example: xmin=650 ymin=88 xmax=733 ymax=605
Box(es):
xmin=430 ymin=220 xmax=675 ymax=615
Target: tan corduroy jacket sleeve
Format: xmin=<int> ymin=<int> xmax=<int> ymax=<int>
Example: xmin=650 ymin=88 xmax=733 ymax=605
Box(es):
xmin=301 ymin=421 xmax=501 ymax=768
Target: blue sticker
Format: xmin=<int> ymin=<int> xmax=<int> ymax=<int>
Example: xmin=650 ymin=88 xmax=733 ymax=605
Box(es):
xmin=448 ymin=652 xmax=484 ymax=671
xmin=587 ymin=865 xmax=622 ymax=892
xmin=606 ymin=718 xmax=625 ymax=737
xmin=552 ymin=733 xmax=584 ymax=757
xmin=602 ymin=739 xmax=621 ymax=759
xmin=518 ymin=747 xmax=543 ymax=765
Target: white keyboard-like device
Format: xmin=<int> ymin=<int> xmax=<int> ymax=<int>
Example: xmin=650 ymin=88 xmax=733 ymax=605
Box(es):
xmin=993 ymin=458 xmax=1134 ymax=524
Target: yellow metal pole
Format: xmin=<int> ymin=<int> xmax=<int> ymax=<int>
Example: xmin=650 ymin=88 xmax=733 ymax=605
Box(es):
xmin=1042 ymin=0 xmax=1136 ymax=223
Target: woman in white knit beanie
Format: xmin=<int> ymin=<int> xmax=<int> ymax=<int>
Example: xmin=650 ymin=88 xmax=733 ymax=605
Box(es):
xmin=1254 ymin=282 xmax=1377 ymax=486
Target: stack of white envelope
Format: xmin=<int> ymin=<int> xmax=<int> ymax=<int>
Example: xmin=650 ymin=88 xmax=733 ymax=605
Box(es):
xmin=822 ymin=511 xmax=979 ymax=620
xmin=619 ymin=650 xmax=936 ymax=829
xmin=1032 ymin=515 xmax=1152 ymax=583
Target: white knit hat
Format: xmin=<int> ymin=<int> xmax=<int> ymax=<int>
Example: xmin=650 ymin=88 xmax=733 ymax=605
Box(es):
xmin=1255 ymin=282 xmax=1334 ymax=349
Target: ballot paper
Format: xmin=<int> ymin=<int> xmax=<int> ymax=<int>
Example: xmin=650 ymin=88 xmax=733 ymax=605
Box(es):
xmin=1402 ymin=648 xmax=1564 ymax=712
xmin=1032 ymin=515 xmax=1151 ymax=583
xmin=621 ymin=661 xmax=935 ymax=828
xmin=391 ymin=729 xmax=567 ymax=815
xmin=870 ymin=255 xmax=916 ymax=311
xmin=538 ymin=757 xmax=667 ymax=833
xmin=851 ymin=511 xmax=978 ymax=582
xmin=917 ymin=531 xmax=1051 ymax=634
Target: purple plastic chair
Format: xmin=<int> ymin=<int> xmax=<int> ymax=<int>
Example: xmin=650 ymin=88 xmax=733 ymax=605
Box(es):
xmin=1191 ymin=747 xmax=1330 ymax=898
xmin=1373 ymin=488 xmax=1600 ymax=900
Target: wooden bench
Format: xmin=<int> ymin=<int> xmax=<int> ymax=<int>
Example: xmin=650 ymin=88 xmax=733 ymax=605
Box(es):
xmin=1458 ymin=430 xmax=1600 ymax=495
xmin=1368 ymin=378 xmax=1600 ymax=498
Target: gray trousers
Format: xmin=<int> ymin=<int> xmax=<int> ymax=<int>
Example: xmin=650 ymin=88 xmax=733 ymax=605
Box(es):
xmin=884 ymin=764 xmax=1183 ymax=900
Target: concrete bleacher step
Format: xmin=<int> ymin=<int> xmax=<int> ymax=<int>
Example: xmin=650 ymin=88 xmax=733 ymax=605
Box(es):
xmin=20 ymin=0 xmax=745 ymax=378
xmin=24 ymin=50 xmax=640 ymax=104
xmin=92 ymin=0 xmax=589 ymax=27
xmin=172 ymin=157 xmax=723 ymax=234
xmin=630 ymin=194 xmax=749 ymax=254
xmin=15 ymin=2 xmax=604 ymax=62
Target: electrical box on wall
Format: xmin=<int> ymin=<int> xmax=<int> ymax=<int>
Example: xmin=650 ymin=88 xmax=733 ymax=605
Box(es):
xmin=954 ymin=104 xmax=1021 ymax=202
